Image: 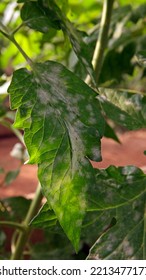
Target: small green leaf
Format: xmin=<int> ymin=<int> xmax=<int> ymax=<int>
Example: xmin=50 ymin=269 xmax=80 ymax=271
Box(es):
xmin=8 ymin=60 xmax=104 ymax=250
xmin=98 ymin=88 xmax=146 ymax=130
xmin=87 ymin=166 xmax=146 ymax=260
xmin=30 ymin=203 xmax=57 ymax=228
xmin=4 ymin=169 xmax=20 ymax=186
xmin=21 ymin=1 xmax=61 ymax=32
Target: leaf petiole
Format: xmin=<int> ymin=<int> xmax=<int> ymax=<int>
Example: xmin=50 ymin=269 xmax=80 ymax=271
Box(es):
xmin=0 ymin=23 xmax=32 ymax=66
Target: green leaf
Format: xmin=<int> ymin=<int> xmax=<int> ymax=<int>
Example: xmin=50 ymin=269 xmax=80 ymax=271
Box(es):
xmin=21 ymin=1 xmax=61 ymax=32
xmin=4 ymin=169 xmax=20 ymax=186
xmin=44 ymin=0 xmax=96 ymax=86
xmin=21 ymin=0 xmax=96 ymax=86
xmin=104 ymin=122 xmax=120 ymax=143
xmin=87 ymin=166 xmax=146 ymax=260
xmin=98 ymin=88 xmax=146 ymax=130
xmin=31 ymin=203 xmax=57 ymax=228
xmin=8 ymin=60 xmax=104 ymax=251
xmin=0 ymin=197 xmax=31 ymax=221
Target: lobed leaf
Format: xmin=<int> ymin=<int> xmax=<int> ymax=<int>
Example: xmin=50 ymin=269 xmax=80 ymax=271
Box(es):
xmin=98 ymin=88 xmax=146 ymax=130
xmin=8 ymin=60 xmax=104 ymax=250
xmin=87 ymin=166 xmax=146 ymax=260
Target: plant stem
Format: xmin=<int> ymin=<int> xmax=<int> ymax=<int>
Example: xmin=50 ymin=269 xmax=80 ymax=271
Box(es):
xmin=0 ymin=221 xmax=24 ymax=231
xmin=10 ymin=36 xmax=33 ymax=66
xmin=0 ymin=25 xmax=32 ymax=66
xmin=12 ymin=23 xmax=25 ymax=35
xmin=10 ymin=183 xmax=43 ymax=260
xmin=0 ymin=119 xmax=24 ymax=144
xmin=85 ymin=0 xmax=114 ymax=86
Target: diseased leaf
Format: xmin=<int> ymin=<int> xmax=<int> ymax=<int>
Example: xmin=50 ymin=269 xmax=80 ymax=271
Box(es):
xmin=104 ymin=122 xmax=120 ymax=143
xmin=8 ymin=60 xmax=104 ymax=250
xmin=31 ymin=202 xmax=57 ymax=228
xmin=87 ymin=166 xmax=146 ymax=260
xmin=21 ymin=0 xmax=96 ymax=86
xmin=0 ymin=196 xmax=31 ymax=221
xmin=98 ymin=88 xmax=146 ymax=129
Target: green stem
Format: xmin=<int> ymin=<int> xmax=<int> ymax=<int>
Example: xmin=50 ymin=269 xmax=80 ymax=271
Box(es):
xmin=0 ymin=221 xmax=25 ymax=231
xmin=10 ymin=36 xmax=33 ymax=66
xmin=10 ymin=183 xmax=43 ymax=260
xmin=0 ymin=119 xmax=24 ymax=144
xmin=12 ymin=23 xmax=25 ymax=35
xmin=0 ymin=25 xmax=32 ymax=66
xmin=85 ymin=0 xmax=114 ymax=86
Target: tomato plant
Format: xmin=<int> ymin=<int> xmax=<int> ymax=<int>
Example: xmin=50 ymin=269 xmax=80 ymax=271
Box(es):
xmin=0 ymin=0 xmax=146 ymax=260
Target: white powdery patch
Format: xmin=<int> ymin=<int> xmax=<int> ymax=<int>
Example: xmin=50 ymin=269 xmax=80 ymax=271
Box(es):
xmin=122 ymin=239 xmax=134 ymax=257
xmin=133 ymin=211 xmax=141 ymax=222
xmin=86 ymin=104 xmax=93 ymax=111
xmin=124 ymin=100 xmax=133 ymax=106
xmin=88 ymin=117 xmax=97 ymax=125
xmin=91 ymin=147 xmax=101 ymax=160
xmin=42 ymin=26 xmax=49 ymax=33
xmin=119 ymin=113 xmax=126 ymax=121
xmin=37 ymin=88 xmax=49 ymax=105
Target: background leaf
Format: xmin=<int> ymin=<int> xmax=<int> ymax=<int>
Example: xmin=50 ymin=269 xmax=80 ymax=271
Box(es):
xmin=87 ymin=165 xmax=146 ymax=260
xmin=21 ymin=0 xmax=96 ymax=86
xmin=98 ymin=88 xmax=146 ymax=130
xmin=4 ymin=169 xmax=20 ymax=186
xmin=8 ymin=60 xmax=105 ymax=250
xmin=21 ymin=1 xmax=61 ymax=32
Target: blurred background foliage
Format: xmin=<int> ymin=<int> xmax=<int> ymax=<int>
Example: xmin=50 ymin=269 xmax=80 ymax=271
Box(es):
xmin=1 ymin=1 xmax=146 ymax=89
xmin=1 ymin=0 xmax=146 ymax=259
xmin=1 ymin=1 xmax=146 ymax=98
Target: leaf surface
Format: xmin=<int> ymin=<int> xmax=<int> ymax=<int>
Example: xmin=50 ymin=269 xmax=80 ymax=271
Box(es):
xmin=98 ymin=88 xmax=146 ymax=129
xmin=87 ymin=166 xmax=146 ymax=260
xmin=31 ymin=202 xmax=57 ymax=228
xmin=21 ymin=0 xmax=96 ymax=86
xmin=8 ymin=60 xmax=104 ymax=250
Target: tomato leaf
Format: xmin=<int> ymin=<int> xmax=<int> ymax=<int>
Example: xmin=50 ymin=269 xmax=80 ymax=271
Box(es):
xmin=30 ymin=202 xmax=57 ymax=228
xmin=87 ymin=166 xmax=146 ymax=260
xmin=21 ymin=0 xmax=96 ymax=86
xmin=98 ymin=88 xmax=146 ymax=129
xmin=8 ymin=60 xmax=104 ymax=251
